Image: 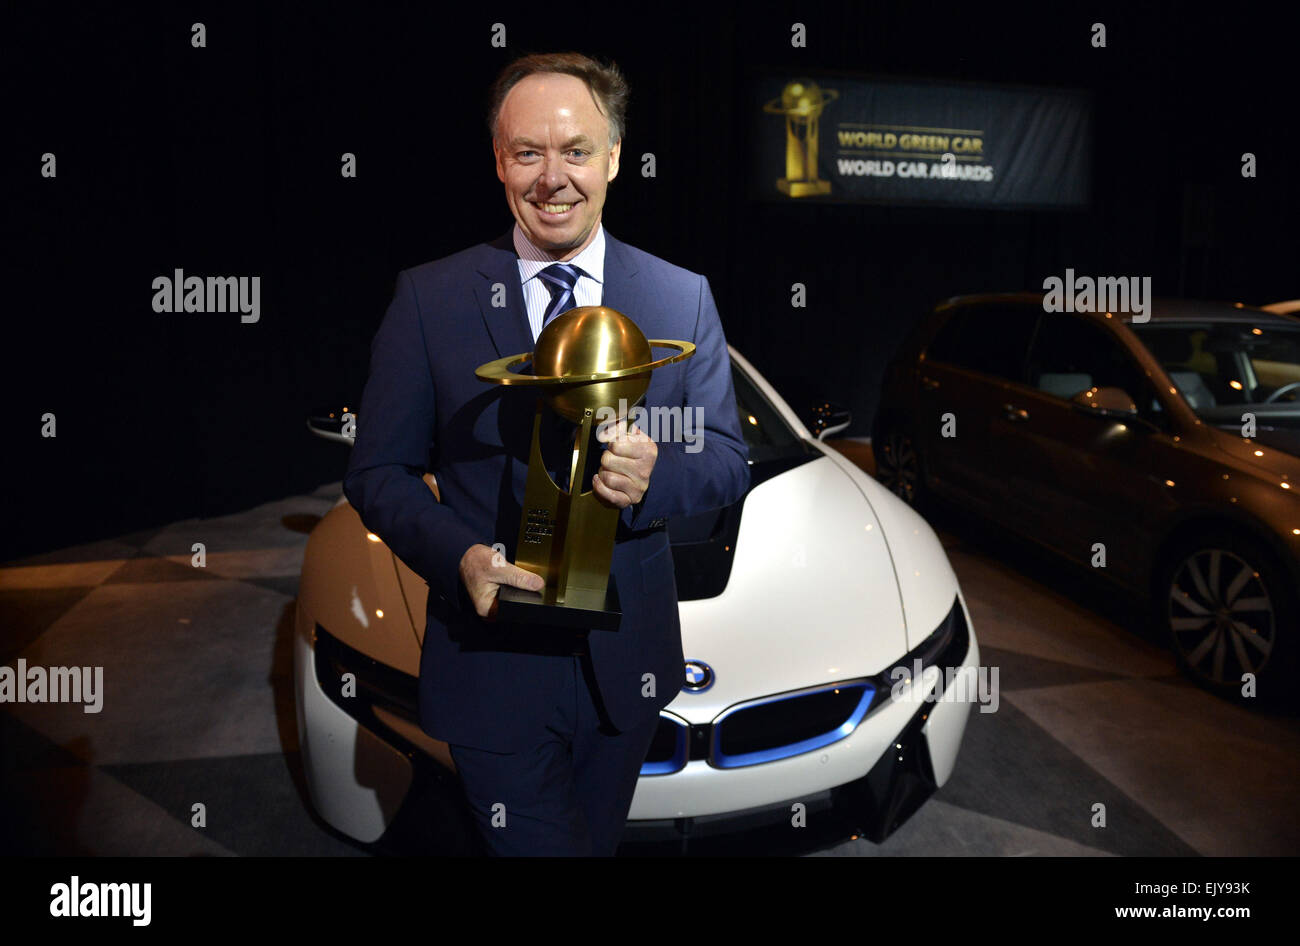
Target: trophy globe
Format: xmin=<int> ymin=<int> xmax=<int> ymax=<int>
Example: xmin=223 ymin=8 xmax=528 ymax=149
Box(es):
xmin=475 ymin=306 xmax=694 ymax=628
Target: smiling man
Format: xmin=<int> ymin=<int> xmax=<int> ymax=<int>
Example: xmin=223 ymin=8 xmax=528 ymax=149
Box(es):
xmin=494 ymin=69 xmax=619 ymax=263
xmin=343 ymin=52 xmax=749 ymax=856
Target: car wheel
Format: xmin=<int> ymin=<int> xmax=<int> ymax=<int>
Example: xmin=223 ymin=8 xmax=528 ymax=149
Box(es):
xmin=1158 ymin=530 xmax=1297 ymax=699
xmin=874 ymin=422 xmax=926 ymax=508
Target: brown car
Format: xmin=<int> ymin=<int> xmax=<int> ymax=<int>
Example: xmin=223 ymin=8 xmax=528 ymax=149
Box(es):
xmin=874 ymin=293 xmax=1300 ymax=695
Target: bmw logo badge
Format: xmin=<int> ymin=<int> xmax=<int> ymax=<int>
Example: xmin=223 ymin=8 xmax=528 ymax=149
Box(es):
xmin=683 ymin=660 xmax=714 ymax=692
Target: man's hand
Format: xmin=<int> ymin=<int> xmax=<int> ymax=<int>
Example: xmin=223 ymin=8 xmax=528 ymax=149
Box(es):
xmin=592 ymin=420 xmax=657 ymax=509
xmin=459 ymin=543 xmax=544 ymax=620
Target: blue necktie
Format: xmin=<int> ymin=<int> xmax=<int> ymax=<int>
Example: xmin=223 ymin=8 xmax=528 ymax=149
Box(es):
xmin=535 ymin=263 xmax=588 ymax=486
xmin=538 ymin=263 xmax=581 ymax=334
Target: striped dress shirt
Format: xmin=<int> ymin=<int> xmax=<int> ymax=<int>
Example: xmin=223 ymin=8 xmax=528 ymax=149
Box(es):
xmin=513 ymin=223 xmax=606 ymax=342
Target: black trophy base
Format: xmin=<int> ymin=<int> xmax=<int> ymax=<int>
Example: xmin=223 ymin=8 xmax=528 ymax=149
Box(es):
xmin=496 ymin=576 xmax=621 ymax=631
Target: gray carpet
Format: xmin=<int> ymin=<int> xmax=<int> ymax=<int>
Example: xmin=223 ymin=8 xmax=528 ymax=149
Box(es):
xmin=3 ymin=473 xmax=1298 ymax=856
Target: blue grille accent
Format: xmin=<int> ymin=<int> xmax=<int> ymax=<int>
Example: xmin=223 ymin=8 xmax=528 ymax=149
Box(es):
xmin=639 ymin=712 xmax=689 ymax=775
xmin=710 ymin=683 xmax=875 ymax=769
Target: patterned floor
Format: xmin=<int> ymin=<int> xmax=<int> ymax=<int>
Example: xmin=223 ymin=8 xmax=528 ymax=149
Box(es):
xmin=2 ymin=444 xmax=1297 ymax=856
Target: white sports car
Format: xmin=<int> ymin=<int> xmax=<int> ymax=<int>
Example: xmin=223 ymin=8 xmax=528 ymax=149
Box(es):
xmin=293 ymin=347 xmax=980 ymax=851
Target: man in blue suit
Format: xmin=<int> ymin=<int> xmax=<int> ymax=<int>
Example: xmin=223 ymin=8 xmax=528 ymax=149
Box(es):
xmin=344 ymin=52 xmax=749 ymax=855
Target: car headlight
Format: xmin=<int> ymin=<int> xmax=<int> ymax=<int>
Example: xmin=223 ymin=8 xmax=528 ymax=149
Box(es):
xmin=880 ymin=594 xmax=970 ymax=702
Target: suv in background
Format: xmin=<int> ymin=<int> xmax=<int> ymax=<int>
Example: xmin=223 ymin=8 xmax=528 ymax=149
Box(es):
xmin=874 ymin=293 xmax=1300 ymax=696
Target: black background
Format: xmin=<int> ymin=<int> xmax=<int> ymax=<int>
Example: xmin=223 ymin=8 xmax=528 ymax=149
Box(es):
xmin=5 ymin=0 xmax=1296 ymax=560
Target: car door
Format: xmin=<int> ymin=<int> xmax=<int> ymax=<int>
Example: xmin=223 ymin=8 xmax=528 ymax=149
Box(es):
xmin=917 ymin=302 xmax=1041 ymax=518
xmin=1002 ymin=311 xmax=1176 ymax=584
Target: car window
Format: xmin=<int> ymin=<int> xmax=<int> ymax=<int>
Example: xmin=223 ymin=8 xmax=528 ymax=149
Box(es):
xmin=1132 ymin=322 xmax=1300 ymax=413
xmin=1245 ymin=329 xmax=1300 ymax=397
xmin=1028 ymin=313 xmax=1168 ymax=426
xmin=731 ymin=362 xmax=800 ymax=460
xmin=925 ymin=304 xmax=1039 ymax=384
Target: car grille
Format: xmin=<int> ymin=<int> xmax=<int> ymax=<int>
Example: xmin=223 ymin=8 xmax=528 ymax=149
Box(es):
xmin=641 ymin=713 xmax=690 ymax=774
xmin=712 ymin=683 xmax=875 ymax=768
xmin=640 ymin=593 xmax=970 ymax=775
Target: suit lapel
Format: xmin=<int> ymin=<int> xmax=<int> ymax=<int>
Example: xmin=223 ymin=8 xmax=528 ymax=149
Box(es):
xmin=475 ymin=226 xmax=641 ymax=357
xmin=474 ymin=229 xmax=533 ymax=360
xmin=599 ymin=229 xmax=640 ymax=318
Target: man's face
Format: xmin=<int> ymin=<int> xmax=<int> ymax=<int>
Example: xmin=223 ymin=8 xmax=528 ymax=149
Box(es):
xmin=494 ymin=73 xmax=621 ymax=261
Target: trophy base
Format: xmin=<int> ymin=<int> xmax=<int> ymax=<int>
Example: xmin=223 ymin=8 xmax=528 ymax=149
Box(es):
xmin=496 ymin=576 xmax=622 ymax=631
xmin=777 ymin=178 xmax=831 ymax=197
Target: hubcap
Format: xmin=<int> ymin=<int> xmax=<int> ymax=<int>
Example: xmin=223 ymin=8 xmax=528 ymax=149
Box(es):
xmin=877 ymin=430 xmax=919 ymax=504
xmin=1168 ymin=548 xmax=1275 ymax=686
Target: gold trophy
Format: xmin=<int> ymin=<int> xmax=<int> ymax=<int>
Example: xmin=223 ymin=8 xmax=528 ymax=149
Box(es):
xmin=763 ymin=80 xmax=838 ymax=197
xmin=475 ymin=306 xmax=694 ymax=630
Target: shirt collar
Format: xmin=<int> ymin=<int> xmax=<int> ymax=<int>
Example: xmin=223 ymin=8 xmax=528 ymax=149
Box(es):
xmin=513 ymin=222 xmax=606 ymax=285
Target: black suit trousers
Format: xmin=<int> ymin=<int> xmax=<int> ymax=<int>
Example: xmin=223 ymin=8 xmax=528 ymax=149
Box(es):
xmin=448 ymin=651 xmax=659 ymax=856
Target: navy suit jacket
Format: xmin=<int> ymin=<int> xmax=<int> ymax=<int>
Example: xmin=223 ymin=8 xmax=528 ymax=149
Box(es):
xmin=344 ymin=228 xmax=750 ymax=753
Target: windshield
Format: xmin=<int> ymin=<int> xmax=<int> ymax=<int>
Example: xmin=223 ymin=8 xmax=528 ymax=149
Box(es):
xmin=730 ymin=360 xmax=801 ymax=460
xmin=1130 ymin=322 xmax=1300 ymax=421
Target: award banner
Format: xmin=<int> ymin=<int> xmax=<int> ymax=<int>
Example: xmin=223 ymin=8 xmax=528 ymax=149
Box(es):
xmin=753 ymin=74 xmax=1091 ymax=209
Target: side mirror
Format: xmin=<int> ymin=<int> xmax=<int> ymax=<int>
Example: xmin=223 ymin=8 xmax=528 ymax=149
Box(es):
xmin=1070 ymin=386 xmax=1137 ymax=417
xmin=810 ymin=400 xmax=852 ymax=441
xmin=307 ymin=406 xmax=357 ymax=446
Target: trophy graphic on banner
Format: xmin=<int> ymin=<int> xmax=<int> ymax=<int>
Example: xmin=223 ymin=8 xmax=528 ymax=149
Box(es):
xmin=763 ymin=79 xmax=838 ymax=197
xmin=475 ymin=306 xmax=694 ymax=631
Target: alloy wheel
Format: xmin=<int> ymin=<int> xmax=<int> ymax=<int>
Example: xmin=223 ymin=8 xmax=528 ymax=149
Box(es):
xmin=1168 ymin=547 xmax=1275 ymax=687
xmin=876 ymin=429 xmax=921 ymax=505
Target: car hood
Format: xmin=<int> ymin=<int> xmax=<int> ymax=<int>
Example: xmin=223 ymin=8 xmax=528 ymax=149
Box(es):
xmin=671 ymin=452 xmax=913 ymax=724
